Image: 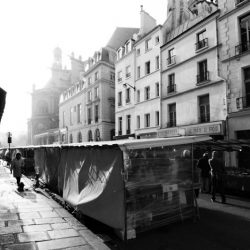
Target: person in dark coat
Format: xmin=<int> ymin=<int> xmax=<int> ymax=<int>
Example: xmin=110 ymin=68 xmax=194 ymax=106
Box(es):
xmin=10 ymin=152 xmax=24 ymax=187
xmin=197 ymin=153 xmax=211 ymax=193
xmin=209 ymin=151 xmax=226 ymax=203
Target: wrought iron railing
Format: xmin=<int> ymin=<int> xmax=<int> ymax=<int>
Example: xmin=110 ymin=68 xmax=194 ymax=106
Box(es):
xmin=167 ymin=84 xmax=176 ymax=94
xmin=197 ymin=71 xmax=209 ymax=84
xmin=195 ymin=38 xmax=208 ymax=51
xmin=167 ymin=55 xmax=176 ymax=65
xmin=236 ymin=94 xmax=250 ymax=109
xmin=199 ymin=114 xmax=210 ymax=123
xmin=235 ymin=41 xmax=250 ymax=56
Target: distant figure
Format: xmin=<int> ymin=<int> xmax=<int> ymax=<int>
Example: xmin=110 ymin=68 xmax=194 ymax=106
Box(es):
xmin=209 ymin=151 xmax=226 ymax=203
xmin=197 ymin=153 xmax=211 ymax=193
xmin=10 ymin=152 xmax=24 ymax=187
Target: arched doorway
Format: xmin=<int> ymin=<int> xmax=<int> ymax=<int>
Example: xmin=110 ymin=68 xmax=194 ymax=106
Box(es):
xmin=77 ymin=132 xmax=82 ymax=143
xmin=88 ymin=130 xmax=93 ymax=142
xmin=69 ymin=134 xmax=73 ymax=143
xmin=95 ymin=129 xmax=100 ymax=141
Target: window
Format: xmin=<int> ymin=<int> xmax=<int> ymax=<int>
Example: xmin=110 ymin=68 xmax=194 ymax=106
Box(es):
xmin=137 ymin=90 xmax=140 ymax=102
xmin=145 ymin=61 xmax=151 ymax=75
xmin=244 ymin=67 xmax=250 ymax=107
xmin=155 ymin=111 xmax=160 ymax=126
xmin=145 ymin=86 xmax=150 ymax=100
xmin=88 ymin=77 xmax=92 ymax=85
xmin=197 ymin=60 xmax=209 ymax=83
xmin=145 ymin=113 xmax=150 ymax=128
xmin=137 ymin=115 xmax=140 ymax=129
xmin=167 ymin=48 xmax=175 ymax=65
xmin=95 ymin=105 xmax=99 ymax=123
xmin=125 ymin=41 xmax=131 ymax=53
xmin=88 ymin=130 xmax=93 ymax=142
xmin=155 ymin=36 xmax=160 ymax=44
xmin=137 ymin=48 xmax=141 ymax=56
xmin=126 ymin=88 xmax=130 ymax=103
xmin=168 ymin=74 xmax=176 ymax=93
xmin=77 ymin=104 xmax=82 ymax=123
xmin=62 ymin=111 xmax=65 ymax=127
xmin=137 ymin=66 xmax=141 ymax=79
xmin=118 ymin=117 xmax=122 ymax=135
xmin=126 ymin=65 xmax=131 ymax=78
xmin=94 ymin=87 xmax=99 ymax=99
xmin=126 ymin=115 xmax=131 ymax=134
xmin=168 ymin=103 xmax=176 ymax=127
xmin=77 ymin=132 xmax=82 ymax=143
xmin=155 ymin=56 xmax=160 ymax=70
xmin=87 ymin=107 xmax=92 ymax=124
xmin=196 ymin=30 xmax=208 ymax=50
xmin=237 ymin=14 xmax=250 ymax=54
xmin=118 ymin=71 xmax=122 ymax=82
xmin=88 ymin=90 xmax=92 ymax=102
xmin=110 ymin=72 xmax=115 ymax=81
xmin=199 ymin=95 xmax=210 ymax=123
xmin=155 ymin=82 xmax=160 ymax=97
xmin=94 ymin=71 xmax=99 ymax=81
xmin=145 ymin=38 xmax=151 ymax=51
xmin=70 ymin=107 xmax=74 ymax=125
xmin=95 ymin=129 xmax=100 ymax=141
xmin=118 ymin=91 xmax=122 ymax=106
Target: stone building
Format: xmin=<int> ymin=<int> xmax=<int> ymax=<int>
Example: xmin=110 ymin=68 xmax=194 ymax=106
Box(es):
xmin=159 ymin=1 xmax=227 ymax=139
xmin=59 ymin=27 xmax=139 ymax=143
xmin=28 ymin=47 xmax=72 ymax=145
xmin=217 ymin=0 xmax=250 ymax=168
xmin=115 ymin=7 xmax=162 ymax=139
xmin=0 ymin=87 xmax=6 ymax=124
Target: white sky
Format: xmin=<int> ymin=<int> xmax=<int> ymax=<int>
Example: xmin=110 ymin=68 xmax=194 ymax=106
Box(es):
xmin=0 ymin=0 xmax=167 ymax=136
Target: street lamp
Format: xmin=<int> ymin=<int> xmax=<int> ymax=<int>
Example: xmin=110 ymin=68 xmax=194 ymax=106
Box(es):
xmin=123 ymin=83 xmax=136 ymax=90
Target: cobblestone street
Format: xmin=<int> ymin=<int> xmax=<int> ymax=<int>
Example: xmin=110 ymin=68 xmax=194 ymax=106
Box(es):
xmin=0 ymin=164 xmax=110 ymax=250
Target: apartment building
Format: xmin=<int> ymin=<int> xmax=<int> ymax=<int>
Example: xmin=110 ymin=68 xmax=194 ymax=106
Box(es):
xmin=115 ymin=7 xmax=162 ymax=139
xmin=218 ymin=0 xmax=250 ymax=168
xmin=59 ymin=28 xmax=139 ymax=143
xmin=158 ymin=2 xmax=227 ymax=139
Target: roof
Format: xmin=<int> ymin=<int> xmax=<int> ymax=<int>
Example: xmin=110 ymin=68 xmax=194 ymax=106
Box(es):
xmin=3 ymin=136 xmax=211 ymax=150
xmin=106 ymin=27 xmax=139 ymax=50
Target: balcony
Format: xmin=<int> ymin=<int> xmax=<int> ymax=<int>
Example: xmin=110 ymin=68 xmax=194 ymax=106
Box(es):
xmin=118 ymin=78 xmax=122 ymax=82
xmin=167 ymin=56 xmax=176 ymax=66
xmin=199 ymin=114 xmax=210 ymax=123
xmin=167 ymin=84 xmax=176 ymax=94
xmin=126 ymin=73 xmax=131 ymax=78
xmin=235 ymin=41 xmax=250 ymax=56
xmin=195 ymin=38 xmax=208 ymax=51
xmin=118 ymin=130 xmax=122 ymax=136
xmin=197 ymin=71 xmax=209 ymax=84
xmin=235 ymin=0 xmax=248 ymax=6
xmin=126 ymin=129 xmax=131 ymax=135
xmin=236 ymin=94 xmax=250 ymax=109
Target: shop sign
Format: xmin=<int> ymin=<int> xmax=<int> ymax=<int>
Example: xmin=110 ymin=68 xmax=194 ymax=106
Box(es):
xmin=157 ymin=128 xmax=180 ymax=138
xmin=186 ymin=123 xmax=222 ymax=135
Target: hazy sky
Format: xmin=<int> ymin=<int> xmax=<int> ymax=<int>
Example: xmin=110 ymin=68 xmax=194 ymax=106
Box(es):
xmin=0 ymin=0 xmax=167 ymax=136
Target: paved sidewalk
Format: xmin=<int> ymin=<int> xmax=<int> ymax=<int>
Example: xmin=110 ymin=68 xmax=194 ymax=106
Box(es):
xmin=0 ymin=162 xmax=110 ymax=250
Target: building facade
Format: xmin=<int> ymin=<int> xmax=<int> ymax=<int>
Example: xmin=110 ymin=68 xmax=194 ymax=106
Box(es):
xmin=218 ymin=0 xmax=250 ymax=167
xmin=59 ymin=28 xmax=139 ymax=143
xmin=28 ymin=47 xmax=71 ymax=145
xmin=115 ymin=7 xmax=163 ymax=139
xmin=159 ymin=4 xmax=227 ymax=140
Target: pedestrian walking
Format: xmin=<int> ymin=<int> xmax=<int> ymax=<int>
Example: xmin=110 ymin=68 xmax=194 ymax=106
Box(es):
xmin=197 ymin=153 xmax=211 ymax=193
xmin=10 ymin=152 xmax=24 ymax=187
xmin=209 ymin=151 xmax=226 ymax=203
